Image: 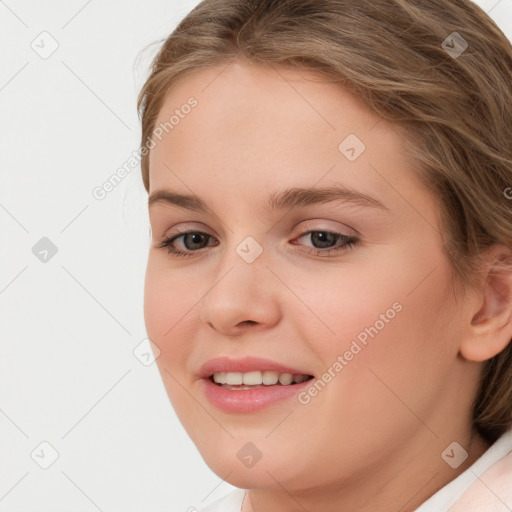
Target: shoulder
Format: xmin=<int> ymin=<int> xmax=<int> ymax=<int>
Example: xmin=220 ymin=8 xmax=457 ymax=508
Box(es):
xmin=448 ymin=446 xmax=512 ymax=511
xmin=195 ymin=489 xmax=246 ymax=512
xmin=416 ymin=427 xmax=512 ymax=512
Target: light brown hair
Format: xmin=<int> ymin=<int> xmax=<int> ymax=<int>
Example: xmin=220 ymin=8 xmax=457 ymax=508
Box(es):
xmin=137 ymin=0 xmax=512 ymax=444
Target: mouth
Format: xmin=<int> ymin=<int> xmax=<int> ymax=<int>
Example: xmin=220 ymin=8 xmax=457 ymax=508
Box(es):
xmin=201 ymin=372 xmax=316 ymax=413
xmin=198 ymin=356 xmax=316 ymax=412
xmin=209 ymin=370 xmax=314 ymax=390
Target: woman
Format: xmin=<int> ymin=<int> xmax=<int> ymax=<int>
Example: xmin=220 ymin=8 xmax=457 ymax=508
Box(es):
xmin=137 ymin=0 xmax=512 ymax=510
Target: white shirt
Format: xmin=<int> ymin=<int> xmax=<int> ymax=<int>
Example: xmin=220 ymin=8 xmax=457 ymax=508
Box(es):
xmin=196 ymin=427 xmax=512 ymax=512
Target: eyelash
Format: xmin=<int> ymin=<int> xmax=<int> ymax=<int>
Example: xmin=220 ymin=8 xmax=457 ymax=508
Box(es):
xmin=155 ymin=228 xmax=359 ymax=258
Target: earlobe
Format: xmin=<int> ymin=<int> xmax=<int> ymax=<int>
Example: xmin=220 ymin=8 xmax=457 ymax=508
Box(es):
xmin=460 ymin=244 xmax=512 ymax=362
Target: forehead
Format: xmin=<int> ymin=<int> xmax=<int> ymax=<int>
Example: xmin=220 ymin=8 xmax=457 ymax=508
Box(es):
xmin=148 ymin=60 xmax=435 ymax=220
xmin=152 ymin=60 xmax=382 ymax=157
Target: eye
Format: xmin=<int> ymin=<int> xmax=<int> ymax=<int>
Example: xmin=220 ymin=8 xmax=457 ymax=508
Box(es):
xmin=155 ymin=229 xmax=359 ymax=258
xmin=292 ymin=230 xmax=358 ymax=257
xmin=156 ymin=229 xmax=217 ymax=258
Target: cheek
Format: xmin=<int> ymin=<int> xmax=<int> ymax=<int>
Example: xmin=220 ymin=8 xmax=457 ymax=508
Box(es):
xmin=144 ymin=261 xmax=200 ymax=422
xmin=289 ymin=263 xmax=399 ymax=360
xmin=321 ymin=259 xmax=458 ymax=424
xmin=143 ymin=261 xmax=170 ymax=342
xmin=143 ymin=258 xmax=197 ymax=369
xmin=283 ymin=260 xmax=457 ymax=466
xmin=297 ymin=249 xmax=457 ymax=398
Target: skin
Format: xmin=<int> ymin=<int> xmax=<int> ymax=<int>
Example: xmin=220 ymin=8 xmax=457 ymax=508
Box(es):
xmin=143 ymin=59 xmax=512 ymax=512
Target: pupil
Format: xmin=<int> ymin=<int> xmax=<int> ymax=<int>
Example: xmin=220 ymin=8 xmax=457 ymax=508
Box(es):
xmin=312 ymin=231 xmax=336 ymax=248
xmin=185 ymin=233 xmax=206 ymax=249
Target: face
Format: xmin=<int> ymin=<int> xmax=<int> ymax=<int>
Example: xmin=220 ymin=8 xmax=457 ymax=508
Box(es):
xmin=144 ymin=60 xmax=476 ymax=493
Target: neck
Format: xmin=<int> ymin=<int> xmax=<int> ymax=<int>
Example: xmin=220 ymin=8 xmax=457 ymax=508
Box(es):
xmin=241 ymin=428 xmax=491 ymax=512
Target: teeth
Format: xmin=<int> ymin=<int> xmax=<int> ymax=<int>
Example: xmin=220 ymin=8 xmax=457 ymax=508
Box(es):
xmin=212 ymin=371 xmax=311 ymax=386
xmin=226 ymin=372 xmax=242 ymax=385
xmin=278 ymin=373 xmax=293 ymax=385
xmin=243 ymin=371 xmax=263 ymax=385
xmin=262 ymin=371 xmax=279 ymax=385
xmin=213 ymin=372 xmax=226 ymax=384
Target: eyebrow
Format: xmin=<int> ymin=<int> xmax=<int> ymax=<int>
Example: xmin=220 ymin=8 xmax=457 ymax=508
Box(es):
xmin=148 ymin=185 xmax=389 ymax=213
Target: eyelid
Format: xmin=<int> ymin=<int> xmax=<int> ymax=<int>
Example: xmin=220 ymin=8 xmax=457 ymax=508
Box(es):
xmin=157 ymin=222 xmax=213 ymax=239
xmin=296 ymin=219 xmax=358 ymax=236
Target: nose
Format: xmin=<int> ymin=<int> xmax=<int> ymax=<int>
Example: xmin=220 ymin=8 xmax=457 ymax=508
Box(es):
xmin=199 ymin=250 xmax=282 ymax=336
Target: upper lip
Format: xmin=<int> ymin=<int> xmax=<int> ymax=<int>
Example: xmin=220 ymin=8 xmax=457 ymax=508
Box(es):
xmin=198 ymin=356 xmax=314 ymax=379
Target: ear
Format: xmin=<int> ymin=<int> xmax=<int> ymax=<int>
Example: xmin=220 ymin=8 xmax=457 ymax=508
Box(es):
xmin=460 ymin=244 xmax=512 ymax=362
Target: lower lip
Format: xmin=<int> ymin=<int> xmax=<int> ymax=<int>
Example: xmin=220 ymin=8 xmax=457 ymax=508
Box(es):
xmin=201 ymin=377 xmax=314 ymax=413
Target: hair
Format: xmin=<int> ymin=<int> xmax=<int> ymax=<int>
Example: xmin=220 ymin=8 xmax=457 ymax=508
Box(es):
xmin=137 ymin=0 xmax=512 ymax=444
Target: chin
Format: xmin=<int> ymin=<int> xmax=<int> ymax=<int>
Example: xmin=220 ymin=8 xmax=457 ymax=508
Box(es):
xmin=208 ymin=463 xmax=284 ymax=489
xmin=198 ymin=444 xmax=304 ymax=490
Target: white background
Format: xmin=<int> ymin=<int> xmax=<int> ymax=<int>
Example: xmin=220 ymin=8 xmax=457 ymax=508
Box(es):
xmin=1 ymin=1 xmax=511 ymax=511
